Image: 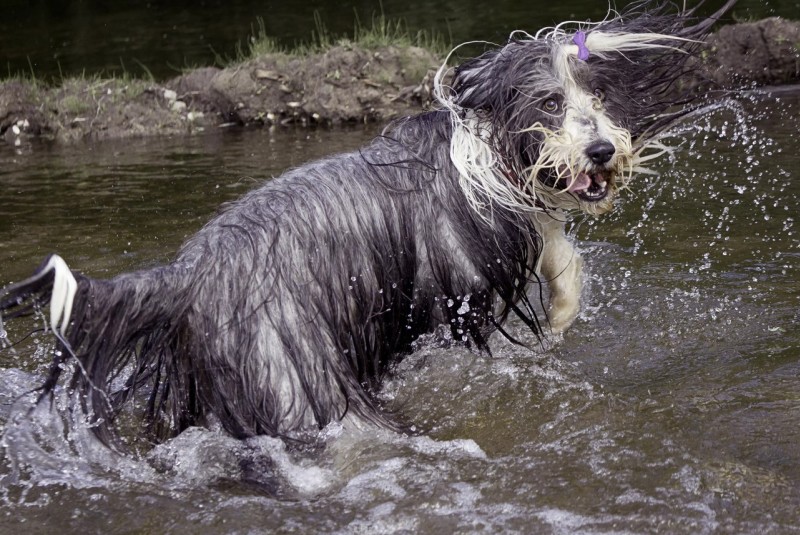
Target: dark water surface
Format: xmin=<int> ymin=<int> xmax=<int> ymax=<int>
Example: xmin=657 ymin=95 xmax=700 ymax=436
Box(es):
xmin=0 ymin=89 xmax=799 ymax=532
xmin=2 ymin=0 xmax=796 ymax=81
xmin=2 ymin=1 xmax=800 ymax=532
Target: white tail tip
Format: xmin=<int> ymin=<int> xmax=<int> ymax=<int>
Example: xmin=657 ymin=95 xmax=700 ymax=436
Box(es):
xmin=45 ymin=255 xmax=77 ymax=337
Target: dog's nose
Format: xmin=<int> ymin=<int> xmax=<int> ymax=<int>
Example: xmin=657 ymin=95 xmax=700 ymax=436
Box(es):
xmin=586 ymin=141 xmax=615 ymax=165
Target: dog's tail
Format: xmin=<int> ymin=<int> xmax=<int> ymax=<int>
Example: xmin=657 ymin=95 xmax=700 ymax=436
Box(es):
xmin=0 ymin=254 xmax=193 ymax=448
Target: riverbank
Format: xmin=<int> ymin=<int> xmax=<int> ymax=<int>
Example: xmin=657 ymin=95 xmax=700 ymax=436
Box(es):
xmin=1 ymin=17 xmax=798 ymax=146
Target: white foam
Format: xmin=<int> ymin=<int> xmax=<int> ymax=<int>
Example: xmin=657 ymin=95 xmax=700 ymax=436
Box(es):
xmin=147 ymin=426 xmax=244 ymax=485
xmin=340 ymin=457 xmax=408 ymax=501
xmin=246 ymin=435 xmax=335 ymax=496
xmin=408 ymin=435 xmax=487 ymax=460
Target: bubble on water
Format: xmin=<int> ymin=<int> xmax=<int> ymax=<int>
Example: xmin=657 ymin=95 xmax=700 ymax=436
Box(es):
xmin=408 ymin=435 xmax=487 ymax=459
xmin=0 ymin=316 xmax=12 ymax=353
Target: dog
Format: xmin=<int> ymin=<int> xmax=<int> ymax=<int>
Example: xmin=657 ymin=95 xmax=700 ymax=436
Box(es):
xmin=0 ymin=1 xmax=735 ymax=449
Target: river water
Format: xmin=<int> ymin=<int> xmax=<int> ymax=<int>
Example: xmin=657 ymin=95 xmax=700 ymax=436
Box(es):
xmin=3 ymin=0 xmax=800 ymax=529
xmin=1 ymin=86 xmax=799 ymax=532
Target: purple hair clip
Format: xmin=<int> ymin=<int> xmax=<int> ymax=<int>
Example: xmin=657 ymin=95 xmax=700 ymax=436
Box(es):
xmin=572 ymin=31 xmax=590 ymax=61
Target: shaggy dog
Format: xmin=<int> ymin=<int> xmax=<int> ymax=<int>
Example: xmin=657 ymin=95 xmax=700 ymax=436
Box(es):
xmin=0 ymin=1 xmax=734 ymax=448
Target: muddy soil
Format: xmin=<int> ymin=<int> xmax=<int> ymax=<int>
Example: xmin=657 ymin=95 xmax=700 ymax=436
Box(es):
xmin=1 ymin=19 xmax=798 ymax=146
xmin=700 ymin=17 xmax=800 ymax=88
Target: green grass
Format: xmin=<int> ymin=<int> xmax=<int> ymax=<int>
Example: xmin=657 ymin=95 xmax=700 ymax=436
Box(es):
xmin=2 ymin=57 xmax=45 ymax=89
xmin=242 ymin=17 xmax=285 ymax=57
xmin=59 ymin=93 xmax=91 ymax=115
xmin=233 ymin=12 xmax=450 ymax=64
xmin=352 ymin=13 xmax=449 ymax=55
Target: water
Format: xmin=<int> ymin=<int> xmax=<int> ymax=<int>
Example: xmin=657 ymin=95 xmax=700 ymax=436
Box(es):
xmin=0 ymin=90 xmax=798 ymax=533
xmin=2 ymin=0 xmax=791 ymax=81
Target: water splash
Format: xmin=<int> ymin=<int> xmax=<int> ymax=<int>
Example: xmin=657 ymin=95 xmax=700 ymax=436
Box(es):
xmin=0 ymin=315 xmax=14 ymax=356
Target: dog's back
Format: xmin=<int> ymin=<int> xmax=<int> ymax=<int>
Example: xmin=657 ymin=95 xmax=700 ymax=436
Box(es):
xmin=1 ymin=112 xmax=542 ymax=447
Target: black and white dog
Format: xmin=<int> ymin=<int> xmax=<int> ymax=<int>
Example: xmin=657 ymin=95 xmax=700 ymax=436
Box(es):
xmin=0 ymin=1 xmax=734 ymax=448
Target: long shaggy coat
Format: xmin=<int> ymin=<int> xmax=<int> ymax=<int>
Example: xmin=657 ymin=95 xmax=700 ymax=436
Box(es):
xmin=0 ymin=0 xmax=735 ymax=449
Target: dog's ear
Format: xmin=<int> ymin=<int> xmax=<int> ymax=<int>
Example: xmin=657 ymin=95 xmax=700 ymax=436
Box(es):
xmin=451 ymin=50 xmax=501 ymax=111
xmin=451 ymin=40 xmax=551 ymax=115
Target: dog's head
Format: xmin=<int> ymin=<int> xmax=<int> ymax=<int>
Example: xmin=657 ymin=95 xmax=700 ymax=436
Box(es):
xmin=437 ymin=0 xmax=736 ymax=217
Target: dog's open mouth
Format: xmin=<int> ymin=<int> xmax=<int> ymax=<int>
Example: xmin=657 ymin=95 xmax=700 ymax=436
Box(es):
xmin=559 ymin=168 xmax=613 ymax=202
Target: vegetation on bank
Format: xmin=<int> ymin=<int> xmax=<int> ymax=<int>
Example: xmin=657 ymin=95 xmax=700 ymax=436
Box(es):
xmin=1 ymin=15 xmax=448 ymax=145
xmin=236 ymin=14 xmax=451 ymax=62
xmin=1 ymin=15 xmax=798 ymax=146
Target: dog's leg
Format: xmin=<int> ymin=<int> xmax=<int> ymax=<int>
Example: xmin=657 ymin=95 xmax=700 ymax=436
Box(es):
xmin=537 ymin=217 xmax=584 ymax=334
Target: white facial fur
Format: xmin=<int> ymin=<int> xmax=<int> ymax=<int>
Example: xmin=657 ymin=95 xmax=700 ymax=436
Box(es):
xmin=435 ymin=28 xmax=689 ymax=219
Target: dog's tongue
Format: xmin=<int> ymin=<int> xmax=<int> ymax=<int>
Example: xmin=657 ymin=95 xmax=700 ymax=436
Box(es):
xmin=567 ymin=172 xmax=592 ymax=193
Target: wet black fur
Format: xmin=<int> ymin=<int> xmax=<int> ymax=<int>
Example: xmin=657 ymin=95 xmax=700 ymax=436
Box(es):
xmin=0 ymin=0 xmax=735 ymax=449
xmin=1 ymin=115 xmax=544 ymax=447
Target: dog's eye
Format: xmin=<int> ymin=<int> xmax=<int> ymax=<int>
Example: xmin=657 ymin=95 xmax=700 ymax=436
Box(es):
xmin=542 ymin=98 xmax=559 ymax=112
xmin=593 ymin=88 xmax=605 ymax=101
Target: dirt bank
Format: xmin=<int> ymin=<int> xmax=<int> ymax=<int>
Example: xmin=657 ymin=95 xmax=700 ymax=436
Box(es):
xmin=2 ymin=18 xmax=798 ymax=146
xmin=700 ymin=17 xmax=800 ymax=88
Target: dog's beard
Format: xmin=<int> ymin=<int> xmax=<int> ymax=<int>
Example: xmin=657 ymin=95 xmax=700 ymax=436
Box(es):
xmin=523 ymin=122 xmax=634 ymax=216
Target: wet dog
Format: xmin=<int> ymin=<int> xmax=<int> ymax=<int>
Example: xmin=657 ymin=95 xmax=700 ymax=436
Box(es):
xmin=0 ymin=1 xmax=734 ymax=448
